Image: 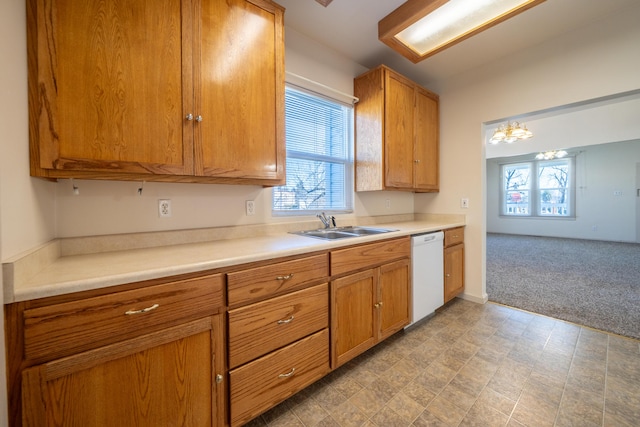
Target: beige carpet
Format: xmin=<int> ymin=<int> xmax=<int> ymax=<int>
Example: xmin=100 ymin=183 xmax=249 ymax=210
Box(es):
xmin=486 ymin=233 xmax=640 ymax=340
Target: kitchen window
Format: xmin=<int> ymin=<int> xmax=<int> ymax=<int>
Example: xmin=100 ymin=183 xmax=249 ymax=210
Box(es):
xmin=501 ymin=157 xmax=575 ymax=218
xmin=272 ymin=85 xmax=353 ymax=214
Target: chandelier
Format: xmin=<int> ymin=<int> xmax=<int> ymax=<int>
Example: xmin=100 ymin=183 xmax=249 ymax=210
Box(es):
xmin=489 ymin=121 xmax=533 ymax=144
xmin=535 ymin=150 xmax=567 ymax=160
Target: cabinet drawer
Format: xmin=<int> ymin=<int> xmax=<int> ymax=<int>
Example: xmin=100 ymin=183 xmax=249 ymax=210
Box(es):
xmin=230 ymin=329 xmax=330 ymax=427
xmin=330 ymin=237 xmax=410 ymax=276
xmin=228 ymin=283 xmax=328 ymax=368
xmin=23 ymin=275 xmax=223 ymax=362
xmin=227 ymin=254 xmax=329 ymax=306
xmin=444 ymin=227 xmax=464 ymax=247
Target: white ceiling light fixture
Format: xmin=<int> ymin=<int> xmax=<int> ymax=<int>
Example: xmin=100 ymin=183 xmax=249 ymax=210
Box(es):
xmin=536 ymin=150 xmax=567 ymax=160
xmin=379 ymin=0 xmax=546 ymax=63
xmin=490 ymin=121 xmax=533 ymax=144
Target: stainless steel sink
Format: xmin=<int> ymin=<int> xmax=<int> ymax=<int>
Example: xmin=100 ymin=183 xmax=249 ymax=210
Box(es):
xmin=291 ymin=226 xmax=397 ymax=240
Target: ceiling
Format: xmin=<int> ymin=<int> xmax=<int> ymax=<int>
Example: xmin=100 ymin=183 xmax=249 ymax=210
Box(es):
xmin=276 ymin=0 xmax=638 ymax=87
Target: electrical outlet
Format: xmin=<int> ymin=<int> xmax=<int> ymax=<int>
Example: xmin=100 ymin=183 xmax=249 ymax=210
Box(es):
xmin=385 ymin=199 xmax=391 ymax=209
xmin=461 ymin=198 xmax=469 ymax=208
xmin=246 ymin=200 xmax=255 ymax=216
xmin=158 ymin=199 xmax=172 ymax=218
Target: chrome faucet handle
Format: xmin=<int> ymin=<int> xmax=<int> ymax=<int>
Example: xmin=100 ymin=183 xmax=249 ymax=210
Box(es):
xmin=316 ymin=212 xmax=331 ymax=228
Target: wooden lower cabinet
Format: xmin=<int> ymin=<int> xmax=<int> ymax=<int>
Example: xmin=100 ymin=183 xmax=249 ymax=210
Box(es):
xmin=6 ymin=274 xmax=226 ymax=427
xmin=22 ymin=316 xmax=225 ymax=427
xmin=229 ymin=329 xmax=330 ymax=426
xmin=444 ymin=227 xmax=465 ymax=303
xmin=331 ymin=257 xmax=410 ymax=368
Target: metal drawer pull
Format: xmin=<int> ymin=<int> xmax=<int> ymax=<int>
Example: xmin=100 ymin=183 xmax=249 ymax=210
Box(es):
xmin=125 ymin=303 xmax=159 ymax=315
xmin=278 ymin=368 xmax=296 ymax=378
xmin=276 ymin=273 xmax=294 ymax=281
xmin=277 ymin=316 xmax=295 ymax=324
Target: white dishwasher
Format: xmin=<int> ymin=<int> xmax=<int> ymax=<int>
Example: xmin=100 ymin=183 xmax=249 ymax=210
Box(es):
xmin=408 ymin=231 xmax=444 ymax=326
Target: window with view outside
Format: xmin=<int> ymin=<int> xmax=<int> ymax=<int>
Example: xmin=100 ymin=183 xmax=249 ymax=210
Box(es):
xmin=501 ymin=157 xmax=574 ymax=218
xmin=273 ymin=86 xmax=353 ymax=214
xmin=504 ymin=163 xmax=531 ymax=215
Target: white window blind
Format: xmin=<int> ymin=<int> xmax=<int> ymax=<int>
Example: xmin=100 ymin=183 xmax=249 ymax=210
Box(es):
xmin=273 ymin=85 xmax=353 ymax=214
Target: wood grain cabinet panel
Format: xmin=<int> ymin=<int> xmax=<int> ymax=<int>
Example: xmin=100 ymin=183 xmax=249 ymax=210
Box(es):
xmin=198 ymin=0 xmax=285 ymax=181
xmin=331 ymin=269 xmax=377 ymax=367
xmin=354 ymin=65 xmax=439 ymax=192
xmin=330 ymin=236 xmax=410 ymax=277
xmin=444 ymin=227 xmax=465 ymax=303
xmin=23 ymin=274 xmax=223 ymax=362
xmin=7 ymin=274 xmax=226 ymax=427
xmin=22 ymin=317 xmax=225 ymax=427
xmin=229 ymin=329 xmax=330 ymax=427
xmin=379 ymin=259 xmax=411 ymax=341
xmin=228 ymin=283 xmax=328 ymax=368
xmin=28 ymin=0 xmax=285 ymax=185
xmin=330 ymin=239 xmax=411 ymax=368
xmin=227 ymin=253 xmax=329 ymax=306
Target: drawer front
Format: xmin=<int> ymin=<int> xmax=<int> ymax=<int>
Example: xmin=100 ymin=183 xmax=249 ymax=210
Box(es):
xmin=444 ymin=227 xmax=464 ymax=247
xmin=230 ymin=329 xmax=330 ymax=427
xmin=227 ymin=254 xmax=329 ymax=306
xmin=330 ymin=236 xmax=410 ymax=276
xmin=23 ymin=275 xmax=223 ymax=362
xmin=228 ymin=283 xmax=328 ymax=368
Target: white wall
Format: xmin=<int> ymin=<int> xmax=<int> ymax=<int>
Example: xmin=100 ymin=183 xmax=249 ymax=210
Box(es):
xmin=0 ymin=1 xmax=56 ymax=262
xmin=487 ymin=140 xmax=640 ymax=242
xmin=415 ymin=2 xmax=640 ymax=304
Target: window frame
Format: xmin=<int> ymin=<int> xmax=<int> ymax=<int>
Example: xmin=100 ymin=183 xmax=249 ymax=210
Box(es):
xmin=272 ymin=84 xmax=354 ymax=216
xmin=499 ymin=156 xmax=576 ymax=219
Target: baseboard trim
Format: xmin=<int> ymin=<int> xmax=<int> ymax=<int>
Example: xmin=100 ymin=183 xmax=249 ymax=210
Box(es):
xmin=459 ymin=292 xmax=489 ymax=304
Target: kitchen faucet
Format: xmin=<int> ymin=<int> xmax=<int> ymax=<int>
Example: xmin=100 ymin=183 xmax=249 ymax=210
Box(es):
xmin=316 ymin=212 xmax=336 ymax=229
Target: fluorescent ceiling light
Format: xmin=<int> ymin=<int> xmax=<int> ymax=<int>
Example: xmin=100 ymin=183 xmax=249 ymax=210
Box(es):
xmin=379 ymin=0 xmax=546 ymax=63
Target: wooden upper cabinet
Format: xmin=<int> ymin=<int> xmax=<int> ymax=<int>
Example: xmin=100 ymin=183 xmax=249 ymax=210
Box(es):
xmin=197 ymin=0 xmax=285 ymax=181
xmin=414 ymin=86 xmax=439 ymax=191
xmin=354 ymin=65 xmax=439 ymax=192
xmin=385 ymin=72 xmax=415 ymax=189
xmin=28 ymin=0 xmax=285 ymax=185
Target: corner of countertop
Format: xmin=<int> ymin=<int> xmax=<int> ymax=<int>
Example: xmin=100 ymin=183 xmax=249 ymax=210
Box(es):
xmin=3 ymin=240 xmax=61 ymax=303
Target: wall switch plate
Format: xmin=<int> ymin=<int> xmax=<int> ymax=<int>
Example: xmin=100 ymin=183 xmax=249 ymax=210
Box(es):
xmin=158 ymin=199 xmax=172 ymax=218
xmin=246 ymin=200 xmax=255 ymax=216
xmin=461 ymin=198 xmax=469 ymax=208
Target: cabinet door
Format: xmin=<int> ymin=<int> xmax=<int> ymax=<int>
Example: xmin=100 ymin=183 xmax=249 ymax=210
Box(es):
xmin=384 ymin=70 xmax=415 ymax=189
xmin=331 ymin=269 xmax=377 ymax=368
xmin=30 ymin=0 xmax=193 ymax=177
xmin=444 ymin=244 xmax=465 ymax=303
xmin=414 ymin=87 xmax=439 ymax=191
xmin=378 ymin=259 xmax=411 ymax=340
xmin=197 ymin=0 xmax=285 ymax=182
xmin=22 ymin=317 xmax=224 ymax=427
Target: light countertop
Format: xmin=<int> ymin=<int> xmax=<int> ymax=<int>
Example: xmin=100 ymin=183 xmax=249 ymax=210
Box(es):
xmin=3 ymin=215 xmax=464 ymax=303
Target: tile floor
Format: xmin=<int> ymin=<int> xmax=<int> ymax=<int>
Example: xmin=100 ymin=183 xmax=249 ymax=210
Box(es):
xmin=244 ymin=299 xmax=640 ymax=427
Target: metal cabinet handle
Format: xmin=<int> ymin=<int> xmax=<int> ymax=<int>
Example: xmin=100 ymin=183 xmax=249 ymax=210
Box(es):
xmin=185 ymin=113 xmax=193 ymax=121
xmin=195 ymin=115 xmax=203 ymax=122
xmin=216 ymin=374 xmax=223 ymax=384
xmin=125 ymin=303 xmax=159 ymax=315
xmin=277 ymin=316 xmax=294 ymax=324
xmin=278 ymin=368 xmax=296 ymax=378
xmin=374 ymin=301 xmax=383 ymax=308
xmin=276 ymin=273 xmax=294 ymax=281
